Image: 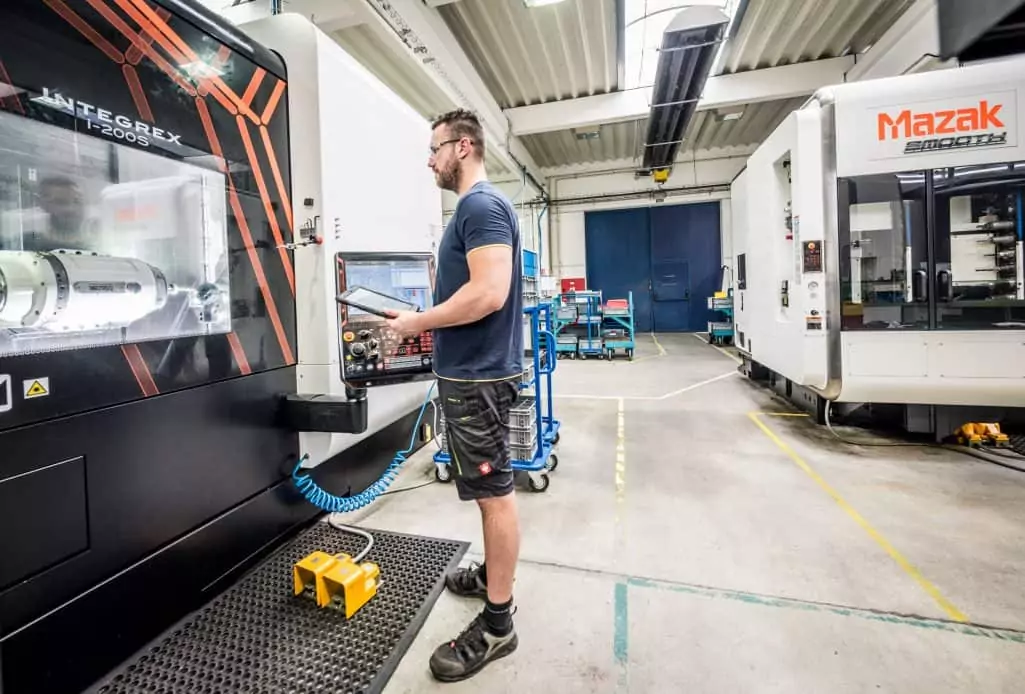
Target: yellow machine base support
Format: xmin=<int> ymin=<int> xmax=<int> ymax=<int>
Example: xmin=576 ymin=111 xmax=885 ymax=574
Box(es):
xmin=956 ymin=422 xmax=1010 ymax=448
xmin=293 ymin=551 xmax=381 ymax=618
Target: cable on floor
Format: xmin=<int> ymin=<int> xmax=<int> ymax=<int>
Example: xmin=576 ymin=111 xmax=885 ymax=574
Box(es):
xmin=823 ymin=402 xmax=1025 ymax=474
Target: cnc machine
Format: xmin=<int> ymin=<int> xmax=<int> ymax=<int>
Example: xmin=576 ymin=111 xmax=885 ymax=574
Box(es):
xmin=0 ymin=4 xmax=441 ymax=692
xmin=732 ymin=57 xmax=1025 ymax=434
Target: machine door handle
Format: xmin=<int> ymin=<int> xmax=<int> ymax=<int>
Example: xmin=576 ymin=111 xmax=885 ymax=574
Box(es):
xmin=936 ymin=269 xmax=952 ymax=302
xmin=912 ymin=270 xmax=928 ymax=302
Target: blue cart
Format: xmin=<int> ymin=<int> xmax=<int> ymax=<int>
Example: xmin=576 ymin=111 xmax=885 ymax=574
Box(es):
xmin=707 ymin=293 xmax=734 ymax=345
xmin=433 ymin=301 xmax=561 ymax=492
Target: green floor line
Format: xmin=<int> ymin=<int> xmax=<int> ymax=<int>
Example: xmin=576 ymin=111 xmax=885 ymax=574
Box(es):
xmin=614 ymin=581 xmax=629 ymax=693
xmin=627 ymin=576 xmax=1025 ymax=644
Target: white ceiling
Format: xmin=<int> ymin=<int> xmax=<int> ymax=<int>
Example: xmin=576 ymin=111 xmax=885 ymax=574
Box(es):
xmin=435 ymin=0 xmax=916 ymax=172
xmin=210 ymin=0 xmax=920 ymax=177
xmin=437 ymin=0 xmax=620 ymax=108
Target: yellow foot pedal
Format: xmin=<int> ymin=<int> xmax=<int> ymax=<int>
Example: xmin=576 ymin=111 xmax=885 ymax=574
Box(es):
xmin=293 ymin=551 xmax=381 ymax=618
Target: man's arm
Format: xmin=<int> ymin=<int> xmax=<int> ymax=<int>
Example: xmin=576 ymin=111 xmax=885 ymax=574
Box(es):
xmin=416 ymin=244 xmax=512 ymax=330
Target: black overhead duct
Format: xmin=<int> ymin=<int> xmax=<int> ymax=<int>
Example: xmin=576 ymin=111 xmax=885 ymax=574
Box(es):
xmin=937 ymin=0 xmax=1025 ymax=62
xmin=641 ymin=6 xmax=729 ymax=175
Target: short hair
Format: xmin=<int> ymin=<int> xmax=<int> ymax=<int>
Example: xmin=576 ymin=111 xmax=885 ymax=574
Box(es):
xmin=431 ymin=109 xmax=485 ymax=160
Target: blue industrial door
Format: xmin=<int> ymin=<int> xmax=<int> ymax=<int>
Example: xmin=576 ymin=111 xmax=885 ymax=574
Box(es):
xmin=585 ymin=201 xmax=721 ymax=333
xmin=584 ymin=207 xmax=654 ymax=332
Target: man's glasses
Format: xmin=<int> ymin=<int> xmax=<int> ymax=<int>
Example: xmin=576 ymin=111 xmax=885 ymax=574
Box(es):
xmin=429 ymin=138 xmax=473 ymax=155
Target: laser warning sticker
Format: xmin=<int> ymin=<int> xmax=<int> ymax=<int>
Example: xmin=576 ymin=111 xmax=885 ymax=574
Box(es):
xmin=23 ymin=377 xmax=50 ymax=399
xmin=0 ymin=375 xmax=11 ymax=413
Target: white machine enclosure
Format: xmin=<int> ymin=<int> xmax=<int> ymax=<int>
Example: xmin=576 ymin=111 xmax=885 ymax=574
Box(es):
xmin=733 ymin=57 xmax=1025 ymax=408
xmin=240 ymin=14 xmax=442 ymax=467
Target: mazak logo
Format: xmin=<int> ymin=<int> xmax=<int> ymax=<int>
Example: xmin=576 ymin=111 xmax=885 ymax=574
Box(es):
xmin=877 ymin=99 xmax=1010 ymax=155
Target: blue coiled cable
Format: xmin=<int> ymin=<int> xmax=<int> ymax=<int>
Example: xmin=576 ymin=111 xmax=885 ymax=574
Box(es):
xmin=291 ymin=382 xmax=436 ymax=513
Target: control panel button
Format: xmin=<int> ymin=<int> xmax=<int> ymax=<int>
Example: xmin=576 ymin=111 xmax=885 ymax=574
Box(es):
xmin=351 ymin=342 xmax=366 ymax=357
xmin=343 ymin=331 xmax=355 ymax=343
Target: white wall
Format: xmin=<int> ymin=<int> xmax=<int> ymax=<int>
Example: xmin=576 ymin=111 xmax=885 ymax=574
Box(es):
xmin=547 ymin=154 xmax=748 ymax=284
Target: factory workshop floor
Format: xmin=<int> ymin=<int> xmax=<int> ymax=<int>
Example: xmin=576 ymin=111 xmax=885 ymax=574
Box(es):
xmin=335 ymin=333 xmax=1025 ymax=693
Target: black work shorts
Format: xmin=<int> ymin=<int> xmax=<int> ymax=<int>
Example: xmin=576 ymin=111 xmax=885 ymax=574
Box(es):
xmin=438 ymin=377 xmax=520 ymax=501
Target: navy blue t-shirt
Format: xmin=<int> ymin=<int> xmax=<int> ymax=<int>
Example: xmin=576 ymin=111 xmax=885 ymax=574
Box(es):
xmin=433 ymin=181 xmax=523 ymax=381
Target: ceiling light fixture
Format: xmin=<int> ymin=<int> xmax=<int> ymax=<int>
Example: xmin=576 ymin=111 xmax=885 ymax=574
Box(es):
xmin=523 ymin=0 xmax=568 ymax=7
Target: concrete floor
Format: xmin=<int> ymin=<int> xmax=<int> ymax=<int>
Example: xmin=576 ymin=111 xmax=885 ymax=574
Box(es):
xmin=334 ymin=333 xmax=1025 ymax=693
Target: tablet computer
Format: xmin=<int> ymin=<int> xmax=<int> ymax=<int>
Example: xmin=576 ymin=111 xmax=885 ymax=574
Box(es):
xmin=336 ymin=285 xmax=420 ymax=317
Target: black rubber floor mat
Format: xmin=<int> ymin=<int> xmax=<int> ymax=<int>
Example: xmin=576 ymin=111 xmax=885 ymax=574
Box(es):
xmin=1011 ymin=434 xmax=1025 ymax=457
xmin=89 ymin=524 xmax=468 ymax=694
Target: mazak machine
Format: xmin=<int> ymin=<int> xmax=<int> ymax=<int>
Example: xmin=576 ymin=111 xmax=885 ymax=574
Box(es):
xmin=0 ymin=3 xmax=441 ymax=693
xmin=731 ymin=56 xmax=1025 ymax=435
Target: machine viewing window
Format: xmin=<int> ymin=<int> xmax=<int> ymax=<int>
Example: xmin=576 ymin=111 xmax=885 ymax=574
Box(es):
xmin=0 ymin=111 xmax=231 ymax=358
xmin=932 ymin=163 xmax=1025 ymax=329
xmin=838 ymin=171 xmax=930 ymax=330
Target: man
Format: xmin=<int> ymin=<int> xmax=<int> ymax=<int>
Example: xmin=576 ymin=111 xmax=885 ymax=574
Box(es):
xmin=0 ymin=176 xmax=96 ymax=251
xmin=385 ymin=109 xmax=523 ymax=682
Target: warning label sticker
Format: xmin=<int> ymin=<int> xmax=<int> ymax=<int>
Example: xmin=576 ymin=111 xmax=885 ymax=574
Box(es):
xmin=23 ymin=377 xmax=50 ymax=399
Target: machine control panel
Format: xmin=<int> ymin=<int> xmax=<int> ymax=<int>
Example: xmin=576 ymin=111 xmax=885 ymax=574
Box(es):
xmin=336 ymin=252 xmax=436 ymax=387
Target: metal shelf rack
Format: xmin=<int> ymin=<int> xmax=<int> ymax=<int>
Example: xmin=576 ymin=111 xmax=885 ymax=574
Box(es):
xmin=552 ymin=290 xmax=636 ymax=360
xmin=707 ymin=291 xmax=734 ymax=345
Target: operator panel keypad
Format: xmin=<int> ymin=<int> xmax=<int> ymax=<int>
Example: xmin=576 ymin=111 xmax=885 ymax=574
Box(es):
xmin=336 ymin=252 xmax=436 ymax=387
xmin=341 ymin=321 xmax=433 ymax=383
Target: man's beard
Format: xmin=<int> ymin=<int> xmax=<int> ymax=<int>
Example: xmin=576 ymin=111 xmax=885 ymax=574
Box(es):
xmin=436 ymin=160 xmax=461 ymax=192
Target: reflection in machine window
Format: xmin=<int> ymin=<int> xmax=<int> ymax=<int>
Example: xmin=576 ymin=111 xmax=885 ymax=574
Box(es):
xmin=838 ymin=172 xmax=929 ymax=330
xmin=932 ymin=163 xmax=1025 ymax=329
xmin=0 ymin=111 xmax=230 ymax=357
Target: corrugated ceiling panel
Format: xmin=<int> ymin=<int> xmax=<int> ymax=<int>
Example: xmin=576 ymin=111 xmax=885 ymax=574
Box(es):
xmin=521 ymin=120 xmax=642 ymax=169
xmin=437 ymin=0 xmax=620 ymax=108
xmin=719 ymin=0 xmax=915 ymax=73
xmin=682 ymin=98 xmax=805 ymax=152
xmin=523 ymin=97 xmax=804 ymax=169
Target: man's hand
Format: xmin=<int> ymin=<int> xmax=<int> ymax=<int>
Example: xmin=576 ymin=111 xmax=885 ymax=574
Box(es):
xmin=384 ymin=309 xmax=425 ymax=338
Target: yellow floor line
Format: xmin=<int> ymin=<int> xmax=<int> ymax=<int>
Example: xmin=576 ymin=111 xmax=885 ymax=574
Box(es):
xmin=615 ymin=398 xmax=626 ymax=538
xmin=747 ymin=411 xmax=969 ymax=623
xmin=650 ymin=333 xmax=667 ymax=357
xmin=690 ymin=332 xmax=743 ymax=364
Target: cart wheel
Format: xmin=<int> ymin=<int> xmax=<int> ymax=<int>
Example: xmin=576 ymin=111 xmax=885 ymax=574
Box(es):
xmin=435 ymin=464 xmax=452 ymax=483
xmin=527 ymin=472 xmax=550 ymax=492
xmin=627 ymin=349 xmax=634 ymax=360
xmin=552 ymin=432 xmax=561 ymax=445
xmin=546 ymin=453 xmax=559 ymax=472
xmin=570 ymin=353 xmax=577 ymax=360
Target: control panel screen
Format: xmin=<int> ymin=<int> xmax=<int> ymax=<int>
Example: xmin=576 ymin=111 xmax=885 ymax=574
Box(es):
xmin=344 ymin=260 xmax=431 ymax=315
xmin=337 ymin=253 xmax=436 ymax=387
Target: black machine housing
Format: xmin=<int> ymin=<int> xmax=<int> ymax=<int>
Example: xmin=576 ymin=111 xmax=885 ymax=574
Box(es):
xmin=0 ymin=2 xmax=427 ymax=692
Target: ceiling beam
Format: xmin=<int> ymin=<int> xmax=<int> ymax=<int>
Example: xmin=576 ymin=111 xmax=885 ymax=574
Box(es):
xmin=358 ymin=0 xmax=547 ymax=195
xmin=505 ymin=55 xmax=855 ymax=136
xmin=844 ymin=0 xmax=952 ymax=81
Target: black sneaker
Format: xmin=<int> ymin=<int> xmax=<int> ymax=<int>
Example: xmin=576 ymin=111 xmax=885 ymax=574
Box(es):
xmin=429 ymin=614 xmax=518 ymax=682
xmin=445 ymin=562 xmax=488 ymax=599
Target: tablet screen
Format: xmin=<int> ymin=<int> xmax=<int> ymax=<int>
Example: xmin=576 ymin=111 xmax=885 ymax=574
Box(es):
xmin=343 ymin=286 xmax=417 ymax=315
